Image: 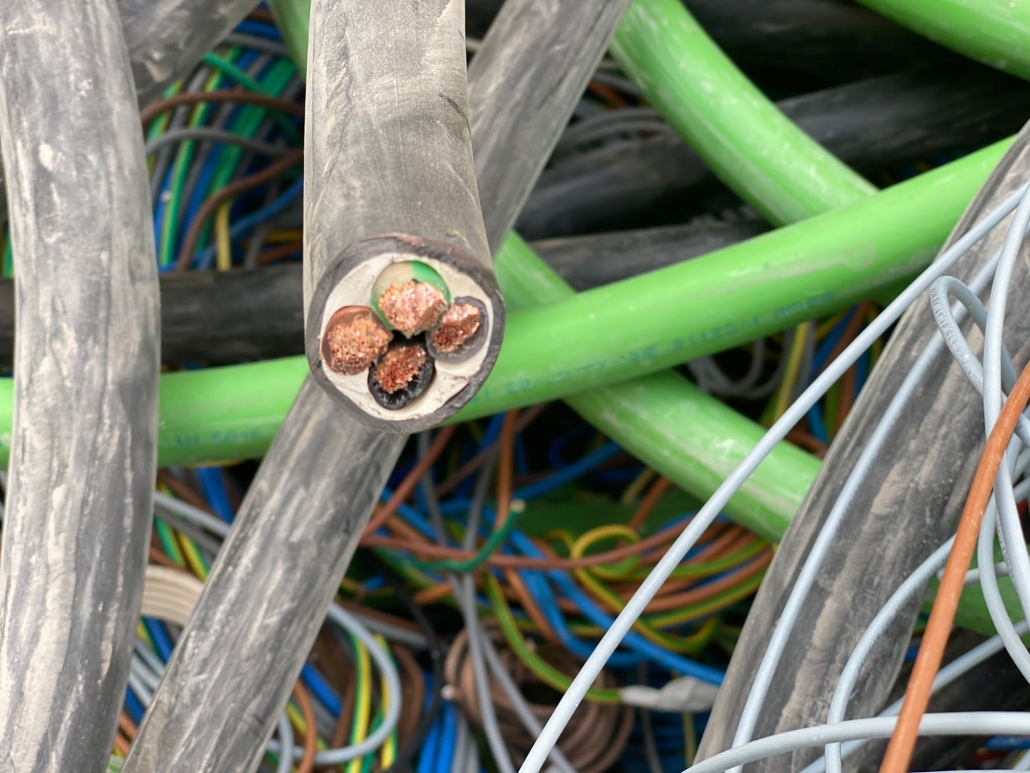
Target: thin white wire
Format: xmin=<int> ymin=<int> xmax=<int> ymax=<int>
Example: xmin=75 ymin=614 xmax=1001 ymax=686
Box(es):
xmin=517 ymin=183 xmax=1029 ymax=773
xmin=685 ymin=713 xmax=1030 ymax=773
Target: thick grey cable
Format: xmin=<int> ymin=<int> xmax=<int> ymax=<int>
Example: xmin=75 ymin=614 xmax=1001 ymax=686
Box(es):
xmin=146 ymin=127 xmax=293 ymax=158
xmin=118 ymin=0 xmax=260 ymax=107
xmin=152 ymin=492 xmax=428 ymax=649
xmin=729 ymin=235 xmax=1007 ymax=773
xmin=686 ymin=713 xmax=1030 ymax=773
xmin=0 ymin=2 xmax=160 ymax=771
xmin=822 ymin=538 xmax=953 ymax=773
xmin=929 ymin=276 xmax=1030 ymax=445
xmin=467 ymin=0 xmax=633 ymax=253
xmin=517 ymin=183 xmax=1030 ymax=773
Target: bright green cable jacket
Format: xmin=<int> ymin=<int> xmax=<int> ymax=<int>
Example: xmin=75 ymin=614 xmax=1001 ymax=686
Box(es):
xmin=611 ymin=0 xmax=876 ymax=225
xmin=856 ymin=0 xmax=1030 ymax=82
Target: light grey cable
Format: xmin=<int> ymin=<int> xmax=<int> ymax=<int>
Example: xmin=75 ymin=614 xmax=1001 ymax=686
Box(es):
xmin=224 ymin=32 xmax=292 ymax=58
xmin=517 ymin=182 xmax=1030 ymax=773
xmin=742 ymin=330 xmax=794 ymax=400
xmin=451 ymin=713 xmax=470 ymax=773
xmin=1016 ymin=751 xmax=1030 ymax=771
xmin=135 ymin=639 xmax=167 ymax=681
xmin=977 ymin=498 xmax=1030 ymax=682
xmin=127 ymin=667 xmax=154 ymax=706
xmin=686 ymin=713 xmax=1030 ymax=773
xmin=145 ymin=128 xmax=293 ymax=158
xmin=154 ymin=491 xmax=231 ymax=537
xmin=275 ymin=711 xmax=294 ymax=773
xmin=153 ymin=511 xmax=225 ymax=556
xmin=131 ymin=654 xmax=162 ymax=694
xmin=726 ymin=244 xmax=1006 ymax=772
xmin=417 ymin=433 xmax=576 ymax=773
xmin=982 ymin=183 xmax=1030 ymax=631
xmin=264 ymin=604 xmax=401 ymax=765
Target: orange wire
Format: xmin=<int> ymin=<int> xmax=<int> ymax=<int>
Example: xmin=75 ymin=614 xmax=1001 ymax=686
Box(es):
xmin=293 ymin=682 xmax=318 ymax=773
xmin=627 ymin=476 xmax=673 ymax=531
xmin=880 ymin=357 xmax=1030 ymax=773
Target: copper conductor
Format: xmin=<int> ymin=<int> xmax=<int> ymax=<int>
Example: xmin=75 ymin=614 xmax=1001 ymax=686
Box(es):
xmin=321 ymin=306 xmax=391 ymax=375
xmin=373 ymin=344 xmax=428 ymax=394
xmin=378 ymin=280 xmax=448 ymax=337
xmin=430 ymin=302 xmax=482 ymax=353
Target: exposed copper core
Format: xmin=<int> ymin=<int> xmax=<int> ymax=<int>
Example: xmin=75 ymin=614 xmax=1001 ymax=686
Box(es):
xmin=372 ymin=343 xmax=428 ymax=394
xmin=430 ymin=302 xmax=482 ymax=353
xmin=321 ymin=306 xmax=392 ymax=376
xmin=378 ymin=280 xmax=448 ymax=337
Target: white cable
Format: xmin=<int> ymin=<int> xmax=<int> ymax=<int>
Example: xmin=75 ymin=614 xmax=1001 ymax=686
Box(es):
xmin=686 ymin=713 xmax=1030 ymax=773
xmin=518 ymin=183 xmax=1029 ymax=773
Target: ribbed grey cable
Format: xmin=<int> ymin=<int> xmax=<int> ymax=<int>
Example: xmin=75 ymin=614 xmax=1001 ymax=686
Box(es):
xmin=687 ymin=713 xmax=1030 ymax=773
xmin=928 ymin=276 xmax=1030 ymax=445
xmin=518 ymin=183 xmax=1030 ymax=773
xmin=0 ymin=2 xmax=161 ymax=769
xmin=146 ymin=128 xmax=293 ymax=158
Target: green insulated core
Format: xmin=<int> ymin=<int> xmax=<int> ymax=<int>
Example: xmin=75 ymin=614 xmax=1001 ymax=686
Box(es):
xmin=371 ymin=261 xmax=451 ymax=337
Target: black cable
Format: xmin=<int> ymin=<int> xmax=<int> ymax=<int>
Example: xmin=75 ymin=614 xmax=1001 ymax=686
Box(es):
xmin=519 ymin=66 xmax=1030 ymax=239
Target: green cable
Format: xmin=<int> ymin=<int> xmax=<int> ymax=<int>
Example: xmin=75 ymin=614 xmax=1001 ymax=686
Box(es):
xmin=201 ymin=52 xmax=301 ymax=142
xmin=158 ymin=61 xmax=226 ymax=267
xmin=856 ymin=0 xmax=1030 ymax=81
xmin=267 ymin=0 xmax=310 ymax=78
xmin=191 ymin=59 xmax=296 ymax=259
xmin=410 ymin=508 xmax=523 ymax=573
xmin=154 ymin=519 xmax=186 ymax=567
xmin=611 ymin=0 xmax=875 ymax=225
xmin=483 ymin=573 xmax=622 ymax=704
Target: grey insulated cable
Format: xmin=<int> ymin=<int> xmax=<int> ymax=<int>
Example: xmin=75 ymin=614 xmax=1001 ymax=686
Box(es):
xmin=0 ymin=0 xmax=160 ymax=771
xmin=128 ymin=0 xmax=638 ymax=769
xmin=467 ymin=0 xmax=633 ymax=253
xmin=304 ymin=1 xmax=502 ymax=432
